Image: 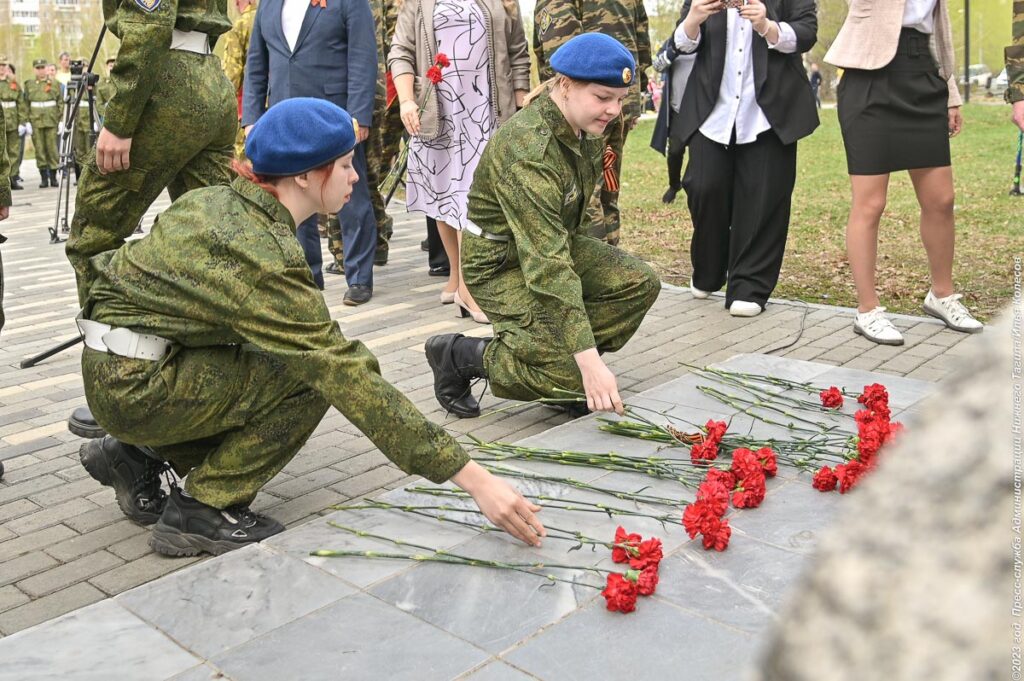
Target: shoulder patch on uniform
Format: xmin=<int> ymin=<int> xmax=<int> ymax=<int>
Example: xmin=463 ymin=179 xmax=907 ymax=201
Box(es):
xmin=134 ymin=0 xmax=161 ymax=13
xmin=539 ymin=9 xmax=551 ymax=37
xmin=563 ymin=181 xmax=579 ymax=206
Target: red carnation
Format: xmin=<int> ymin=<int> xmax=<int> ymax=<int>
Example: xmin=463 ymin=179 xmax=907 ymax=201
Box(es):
xmin=885 ymin=421 xmax=904 ymax=443
xmin=611 ymin=526 xmax=641 ymax=564
xmin=696 ymin=479 xmax=730 ymax=517
xmin=755 ymin=447 xmax=777 ymax=477
xmin=835 ymin=460 xmax=867 ymax=494
xmin=602 ymin=573 xmax=638 ymax=613
xmin=704 ymin=419 xmax=728 ymax=445
xmin=819 ymin=386 xmax=843 ymax=409
xmin=690 ymin=440 xmax=719 ymax=464
xmin=434 ymin=53 xmax=450 ymax=68
xmin=731 ymin=471 xmax=767 ymax=509
xmin=857 ymin=383 xmax=889 ymax=409
xmin=730 ymin=448 xmax=762 ymax=479
xmin=629 ymin=538 xmax=664 ymax=571
xmin=701 ymin=517 xmax=732 ymax=551
xmin=426 ymin=65 xmax=443 ymax=84
xmin=682 ymin=501 xmax=718 ymax=538
xmin=812 ymin=466 xmax=838 ymax=492
xmin=636 ymin=568 xmax=659 ymax=596
xmin=703 ymin=468 xmax=737 ymax=491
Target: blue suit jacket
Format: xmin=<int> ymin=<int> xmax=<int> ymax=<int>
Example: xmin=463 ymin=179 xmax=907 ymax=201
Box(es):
xmin=241 ymin=0 xmax=378 ymax=129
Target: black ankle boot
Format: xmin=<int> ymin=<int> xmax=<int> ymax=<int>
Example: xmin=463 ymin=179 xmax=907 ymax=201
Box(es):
xmin=150 ymin=487 xmax=285 ymax=557
xmin=80 ymin=436 xmax=169 ymax=525
xmin=50 ymin=169 xmax=59 ymax=187
xmin=38 ymin=171 xmax=48 ymax=188
xmin=68 ymin=405 xmax=107 ymax=439
xmin=425 ymin=334 xmax=490 ymax=418
xmin=10 ymin=177 xmax=22 ymax=190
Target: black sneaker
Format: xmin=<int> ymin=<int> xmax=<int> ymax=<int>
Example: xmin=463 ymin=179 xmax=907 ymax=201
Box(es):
xmin=343 ymin=284 xmax=372 ymax=306
xmin=80 ymin=437 xmax=168 ymax=525
xmin=149 ymin=487 xmax=285 ymax=557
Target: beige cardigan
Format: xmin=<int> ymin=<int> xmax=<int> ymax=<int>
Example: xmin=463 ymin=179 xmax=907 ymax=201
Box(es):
xmin=388 ymin=0 xmax=531 ymax=131
xmin=824 ymin=0 xmax=962 ymax=107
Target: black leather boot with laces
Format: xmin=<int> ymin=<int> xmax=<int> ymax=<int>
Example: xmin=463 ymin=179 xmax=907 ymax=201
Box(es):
xmin=79 ymin=436 xmax=168 ymax=525
xmin=149 ymin=487 xmax=285 ymax=557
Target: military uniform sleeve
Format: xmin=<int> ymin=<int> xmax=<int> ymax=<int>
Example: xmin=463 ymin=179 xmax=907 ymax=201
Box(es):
xmin=1007 ymin=0 xmax=1024 ymax=103
xmin=102 ymin=0 xmax=180 ymax=137
xmin=533 ymin=0 xmax=581 ymax=81
xmin=634 ymin=0 xmax=651 ymax=91
xmin=497 ymin=159 xmax=595 ymax=355
xmin=232 ymin=267 xmax=470 ymax=483
xmin=17 ymin=87 xmax=28 ymax=125
xmin=0 ymin=106 xmax=10 ymax=208
xmin=221 ymin=17 xmax=247 ymax=94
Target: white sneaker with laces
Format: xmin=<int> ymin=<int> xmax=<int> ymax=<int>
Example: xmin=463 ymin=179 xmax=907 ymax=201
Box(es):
xmin=923 ymin=290 xmax=983 ymax=333
xmin=729 ymin=301 xmax=762 ymax=317
xmin=690 ymin=279 xmax=711 ymax=299
xmin=854 ymin=307 xmax=904 ymax=345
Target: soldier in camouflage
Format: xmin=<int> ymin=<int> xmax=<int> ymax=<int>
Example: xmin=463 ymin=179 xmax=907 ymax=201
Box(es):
xmin=0 ymin=100 xmax=10 ymax=333
xmin=77 ymin=98 xmax=545 ymax=555
xmin=25 ymin=59 xmax=63 ymax=189
xmin=221 ymin=0 xmax=259 ymax=159
xmin=1009 ymin=0 xmax=1024 ymax=131
xmin=72 ymin=69 xmax=100 ymax=183
xmin=532 ymin=0 xmax=651 ymax=246
xmin=95 ymin=59 xmax=117 ymax=121
xmin=426 ymin=35 xmax=660 ymax=419
xmin=324 ymin=0 xmax=398 ymax=275
xmin=0 ymin=59 xmax=26 ymax=190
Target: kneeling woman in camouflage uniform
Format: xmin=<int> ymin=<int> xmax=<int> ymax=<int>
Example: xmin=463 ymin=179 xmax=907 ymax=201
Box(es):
xmin=78 ymin=99 xmax=545 ymax=556
xmin=426 ymin=34 xmax=661 ymax=419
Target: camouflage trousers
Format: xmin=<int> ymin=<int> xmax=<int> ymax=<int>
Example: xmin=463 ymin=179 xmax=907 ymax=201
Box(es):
xmin=82 ymin=346 xmax=329 ymax=509
xmin=4 ymin=130 xmax=19 ymax=178
xmin=66 ymin=51 xmax=236 ymax=305
xmin=468 ymin=234 xmax=660 ymax=402
xmin=32 ymin=126 xmax=58 ymax=170
xmin=326 ymin=102 xmax=401 ymax=266
xmin=233 ymin=123 xmax=246 ymax=161
xmin=72 ymin=124 xmax=91 ymax=171
xmin=586 ymin=116 xmax=632 ymax=246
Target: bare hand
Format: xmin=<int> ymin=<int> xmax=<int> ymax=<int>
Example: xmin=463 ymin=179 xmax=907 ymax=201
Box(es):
xmin=575 ymin=348 xmax=624 ymax=415
xmin=357 ymin=125 xmax=370 ymax=143
xmin=96 ymin=127 xmax=132 ymax=174
xmin=0 ymin=205 xmax=9 ymax=221
xmin=453 ymin=462 xmax=546 ymax=547
xmin=1013 ymin=101 xmax=1024 ymax=133
xmin=400 ymin=100 xmax=420 ymax=136
xmin=685 ymin=0 xmax=723 ymax=29
xmin=244 ymin=124 xmax=254 ymax=137
xmin=948 ymin=107 xmax=963 ymax=137
xmin=739 ymin=0 xmax=769 ymax=34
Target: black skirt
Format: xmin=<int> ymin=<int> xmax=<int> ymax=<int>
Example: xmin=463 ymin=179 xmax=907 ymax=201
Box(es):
xmin=837 ymin=28 xmax=951 ymax=175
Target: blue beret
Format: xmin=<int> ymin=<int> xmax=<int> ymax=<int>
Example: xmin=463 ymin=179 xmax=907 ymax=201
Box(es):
xmin=246 ymin=98 xmax=357 ymax=177
xmin=549 ymin=33 xmax=636 ymax=88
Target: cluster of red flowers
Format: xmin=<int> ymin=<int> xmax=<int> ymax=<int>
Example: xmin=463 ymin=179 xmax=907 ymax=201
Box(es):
xmin=813 ymin=383 xmax=904 ymax=494
xmin=602 ymin=527 xmax=664 ymax=613
xmin=690 ymin=420 xmax=728 ymax=463
xmin=819 ymin=386 xmax=843 ymax=409
xmin=425 ymin=53 xmax=450 ymax=84
xmin=682 ymin=479 xmax=732 ymax=552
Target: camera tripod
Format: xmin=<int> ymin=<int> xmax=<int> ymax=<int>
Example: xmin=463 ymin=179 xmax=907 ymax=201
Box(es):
xmin=50 ymin=64 xmax=99 ymax=244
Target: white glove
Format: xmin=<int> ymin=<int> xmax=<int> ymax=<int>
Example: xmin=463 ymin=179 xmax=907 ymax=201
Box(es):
xmin=23 ymin=122 xmax=32 ymax=136
xmin=57 ymin=121 xmax=65 ymax=136
xmin=17 ymin=124 xmax=25 ymax=136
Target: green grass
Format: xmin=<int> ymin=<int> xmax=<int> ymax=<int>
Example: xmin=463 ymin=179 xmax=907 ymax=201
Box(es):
xmin=617 ymin=103 xmax=1023 ymax=321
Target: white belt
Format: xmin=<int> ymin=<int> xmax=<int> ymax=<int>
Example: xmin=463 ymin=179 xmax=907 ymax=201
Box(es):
xmin=31 ymin=101 xmax=57 ymax=108
xmin=77 ymin=319 xmax=174 ymax=361
xmin=463 ymin=219 xmax=511 ymax=243
xmin=170 ymin=29 xmax=212 ymax=55
xmin=0 ymin=101 xmax=15 ymax=108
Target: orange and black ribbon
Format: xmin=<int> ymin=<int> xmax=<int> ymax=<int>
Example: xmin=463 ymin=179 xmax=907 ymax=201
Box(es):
xmin=603 ymin=145 xmax=619 ymax=193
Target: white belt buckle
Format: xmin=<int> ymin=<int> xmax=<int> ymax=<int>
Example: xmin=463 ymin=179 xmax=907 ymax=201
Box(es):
xmin=170 ymin=29 xmax=211 ymax=54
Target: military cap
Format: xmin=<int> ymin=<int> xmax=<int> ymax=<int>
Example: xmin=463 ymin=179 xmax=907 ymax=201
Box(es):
xmin=246 ymin=98 xmax=357 ymax=176
xmin=550 ymin=33 xmax=636 ymax=88
xmin=0 ymin=55 xmax=7 ymax=64
xmin=32 ymin=58 xmax=47 ymax=68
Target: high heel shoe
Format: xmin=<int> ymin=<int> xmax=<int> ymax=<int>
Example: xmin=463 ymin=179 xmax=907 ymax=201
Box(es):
xmin=440 ymin=289 xmax=456 ymax=305
xmin=453 ymin=292 xmax=490 ymax=324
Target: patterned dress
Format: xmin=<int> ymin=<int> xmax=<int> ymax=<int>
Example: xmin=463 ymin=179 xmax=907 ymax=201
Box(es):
xmin=406 ymin=0 xmax=495 ymax=230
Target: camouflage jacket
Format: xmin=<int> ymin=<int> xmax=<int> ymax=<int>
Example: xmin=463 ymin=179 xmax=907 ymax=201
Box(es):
xmin=85 ymin=176 xmax=470 ymax=483
xmin=466 ymin=92 xmax=604 ymax=355
xmin=101 ymin=0 xmax=232 ymax=137
xmin=95 ymin=79 xmax=116 ymax=120
xmin=0 ymin=78 xmax=27 ymax=131
xmin=0 ymin=104 xmax=10 ymax=207
xmin=24 ymin=77 xmax=62 ymax=128
xmin=532 ymin=0 xmax=651 ymax=119
xmin=221 ymin=2 xmax=258 ymax=102
xmin=1008 ymin=0 xmax=1023 ymax=103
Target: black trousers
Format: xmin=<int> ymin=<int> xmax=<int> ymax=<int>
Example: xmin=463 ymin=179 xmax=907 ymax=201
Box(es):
xmin=682 ymin=130 xmax=797 ymax=309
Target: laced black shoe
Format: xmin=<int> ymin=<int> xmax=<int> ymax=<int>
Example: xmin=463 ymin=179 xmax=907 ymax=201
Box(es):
xmin=80 ymin=437 xmax=168 ymax=525
xmin=68 ymin=405 xmax=107 ymax=439
xmin=149 ymin=487 xmax=285 ymax=557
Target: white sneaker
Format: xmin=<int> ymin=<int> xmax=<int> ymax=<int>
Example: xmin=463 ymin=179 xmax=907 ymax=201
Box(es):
xmin=854 ymin=307 xmax=904 ymax=345
xmin=923 ymin=290 xmax=983 ymax=333
xmin=690 ymin=279 xmax=711 ymax=299
xmin=729 ymin=301 xmax=762 ymax=317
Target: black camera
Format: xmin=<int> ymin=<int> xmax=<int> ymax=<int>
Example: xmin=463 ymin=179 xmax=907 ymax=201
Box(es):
xmin=70 ymin=59 xmax=85 ymax=76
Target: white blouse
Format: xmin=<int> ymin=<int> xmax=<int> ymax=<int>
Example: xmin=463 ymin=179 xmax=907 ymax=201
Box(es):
xmin=902 ymin=0 xmax=938 ymax=34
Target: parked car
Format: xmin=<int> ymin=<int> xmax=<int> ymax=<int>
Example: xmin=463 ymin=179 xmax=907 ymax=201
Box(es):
xmin=960 ymin=64 xmax=992 ymax=88
xmin=988 ymin=68 xmax=1009 ymax=97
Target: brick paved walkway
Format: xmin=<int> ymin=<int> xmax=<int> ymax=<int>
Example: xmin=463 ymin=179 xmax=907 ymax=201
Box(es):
xmin=0 ymin=166 xmax=983 ymax=637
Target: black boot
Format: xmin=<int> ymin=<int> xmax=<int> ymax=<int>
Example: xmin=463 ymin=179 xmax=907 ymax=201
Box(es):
xmin=10 ymin=177 xmax=22 ymax=190
xmin=150 ymin=487 xmax=285 ymax=557
xmin=79 ymin=436 xmax=169 ymax=525
xmin=425 ymin=334 xmax=489 ymax=418
xmin=68 ymin=405 xmax=107 ymax=439
xmin=49 ymin=169 xmax=59 ymax=187
xmin=38 ymin=171 xmax=48 ymax=188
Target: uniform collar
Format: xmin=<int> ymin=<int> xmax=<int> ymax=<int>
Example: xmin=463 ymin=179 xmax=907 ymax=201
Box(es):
xmin=537 ymin=92 xmax=588 ymax=158
xmin=231 ymin=176 xmax=296 ymax=231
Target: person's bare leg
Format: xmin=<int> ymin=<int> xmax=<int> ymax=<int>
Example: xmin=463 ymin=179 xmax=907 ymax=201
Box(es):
xmin=455 ymin=230 xmax=484 ymax=313
xmin=436 ymin=220 xmax=460 ymax=295
xmin=845 ymin=174 xmax=891 ymax=313
xmin=908 ymin=166 xmax=956 ymax=298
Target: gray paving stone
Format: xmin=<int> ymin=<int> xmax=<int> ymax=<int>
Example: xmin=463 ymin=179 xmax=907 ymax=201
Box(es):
xmin=0 ymin=551 xmax=58 ymax=588
xmin=0 ymin=582 xmax=107 ymax=636
xmin=0 ymin=498 xmax=40 ymax=523
xmin=17 ymin=550 xmax=124 ymax=598
xmin=89 ymin=553 xmax=203 ymax=596
xmin=168 ymin=665 xmax=235 ymax=681
xmin=459 ymin=661 xmax=536 ymax=681
xmin=0 ymin=474 xmax=66 ymax=505
xmin=6 ymin=497 xmax=99 ymax=535
xmin=44 ymin=520 xmax=147 ymax=562
xmin=727 ymin=478 xmax=842 ymax=554
xmin=0 ymin=524 xmax=77 ymax=560
xmin=0 ymin=585 xmax=29 ymax=613
xmin=0 ymin=599 xmax=198 ymax=679
xmin=117 ymin=544 xmax=354 ymax=659
xmin=211 ymin=593 xmax=487 ymax=681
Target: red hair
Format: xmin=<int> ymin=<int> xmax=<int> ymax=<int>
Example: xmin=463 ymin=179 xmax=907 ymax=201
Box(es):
xmin=232 ymin=158 xmax=337 ymax=206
